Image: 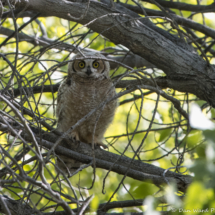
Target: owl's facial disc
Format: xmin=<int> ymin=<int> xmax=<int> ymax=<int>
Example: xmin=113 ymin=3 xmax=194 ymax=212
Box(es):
xmin=72 ymin=59 xmax=106 ymax=78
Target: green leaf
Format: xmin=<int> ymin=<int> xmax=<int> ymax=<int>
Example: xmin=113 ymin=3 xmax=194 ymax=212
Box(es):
xmin=158 ymin=128 xmax=172 ymax=142
xmin=91 ymin=195 xmax=99 ymax=210
xmin=131 ymin=182 xmax=156 ymax=199
xmin=203 ymin=130 xmax=215 ymax=143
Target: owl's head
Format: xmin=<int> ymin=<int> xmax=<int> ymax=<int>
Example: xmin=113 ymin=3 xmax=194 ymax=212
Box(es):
xmin=68 ymin=52 xmax=110 ymax=79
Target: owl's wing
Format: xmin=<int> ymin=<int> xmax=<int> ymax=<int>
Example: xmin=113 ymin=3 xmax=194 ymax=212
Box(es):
xmin=56 ymin=80 xmax=68 ymax=130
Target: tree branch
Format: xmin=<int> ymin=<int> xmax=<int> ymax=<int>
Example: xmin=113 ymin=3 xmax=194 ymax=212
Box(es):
xmin=6 ymin=0 xmax=215 ymax=107
xmin=140 ymin=0 xmax=215 ymax=12
xmin=9 ymin=77 xmax=199 ymax=107
xmin=0 ymin=120 xmax=192 ymax=193
xmin=0 ymin=26 xmax=155 ymax=69
xmin=120 ymin=3 xmax=215 ymax=40
xmin=0 ymin=195 xmax=36 ymax=215
xmin=0 ymin=194 xmax=169 ymax=215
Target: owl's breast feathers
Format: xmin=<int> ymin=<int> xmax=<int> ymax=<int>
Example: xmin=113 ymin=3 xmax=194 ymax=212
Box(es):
xmin=56 ymin=74 xmax=117 ymax=140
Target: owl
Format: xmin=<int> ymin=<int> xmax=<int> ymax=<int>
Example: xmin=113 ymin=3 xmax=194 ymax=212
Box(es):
xmin=56 ymin=52 xmax=118 ymax=175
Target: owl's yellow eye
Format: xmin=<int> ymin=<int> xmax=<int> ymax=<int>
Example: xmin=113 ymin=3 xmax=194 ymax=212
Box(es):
xmin=78 ymin=61 xmax=85 ymax=69
xmin=93 ymin=61 xmax=99 ymax=68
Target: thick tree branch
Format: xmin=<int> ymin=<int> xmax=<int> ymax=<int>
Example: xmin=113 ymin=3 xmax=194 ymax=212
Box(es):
xmin=6 ymin=0 xmax=215 ymax=107
xmin=120 ymin=3 xmax=215 ymax=40
xmin=141 ymin=0 xmax=215 ymax=12
xmin=0 ymin=120 xmax=192 ymax=193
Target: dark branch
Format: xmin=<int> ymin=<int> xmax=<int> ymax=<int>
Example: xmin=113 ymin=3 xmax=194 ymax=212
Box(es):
xmin=141 ymin=0 xmax=215 ymax=12
xmin=0 ymin=120 xmax=192 ymax=193
xmin=120 ymin=3 xmax=215 ymax=40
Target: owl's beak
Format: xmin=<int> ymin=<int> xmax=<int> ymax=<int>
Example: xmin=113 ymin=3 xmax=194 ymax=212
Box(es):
xmin=86 ymin=66 xmax=92 ymax=76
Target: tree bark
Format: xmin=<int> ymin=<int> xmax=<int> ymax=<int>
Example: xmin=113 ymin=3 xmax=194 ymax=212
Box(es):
xmin=6 ymin=0 xmax=215 ymax=107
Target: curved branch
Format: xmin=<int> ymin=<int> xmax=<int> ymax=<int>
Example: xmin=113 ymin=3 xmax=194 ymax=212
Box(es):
xmin=8 ymin=0 xmax=215 ymax=107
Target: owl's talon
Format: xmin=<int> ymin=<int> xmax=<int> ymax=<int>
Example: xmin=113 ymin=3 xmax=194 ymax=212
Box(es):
xmin=96 ymin=142 xmax=108 ymax=149
xmin=69 ymin=136 xmax=76 ymax=142
xmin=70 ymin=131 xmax=80 ymax=142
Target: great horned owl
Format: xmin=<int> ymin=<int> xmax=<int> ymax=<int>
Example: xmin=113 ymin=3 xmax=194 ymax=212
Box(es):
xmin=56 ymin=52 xmax=117 ymax=175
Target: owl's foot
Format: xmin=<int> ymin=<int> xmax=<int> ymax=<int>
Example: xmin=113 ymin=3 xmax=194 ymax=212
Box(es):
xmin=69 ymin=131 xmax=80 ymax=143
xmin=96 ymin=141 xmax=108 ymax=149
